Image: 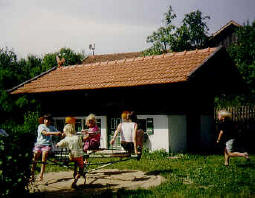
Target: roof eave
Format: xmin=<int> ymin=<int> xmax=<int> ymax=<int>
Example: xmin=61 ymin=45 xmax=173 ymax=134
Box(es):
xmin=8 ymin=66 xmax=58 ymax=94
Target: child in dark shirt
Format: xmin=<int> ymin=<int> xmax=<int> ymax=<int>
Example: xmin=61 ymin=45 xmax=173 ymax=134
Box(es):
xmin=216 ymin=110 xmax=249 ymax=166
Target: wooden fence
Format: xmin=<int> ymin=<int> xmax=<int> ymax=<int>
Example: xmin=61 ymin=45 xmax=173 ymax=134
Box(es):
xmin=215 ymin=106 xmax=255 ymax=152
xmin=215 ymin=106 xmax=255 ymax=122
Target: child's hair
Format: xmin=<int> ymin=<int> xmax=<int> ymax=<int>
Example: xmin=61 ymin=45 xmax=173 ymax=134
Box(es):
xmin=129 ymin=111 xmax=137 ymax=122
xmin=65 ymin=116 xmax=76 ymax=124
xmin=63 ymin=124 xmax=76 ymax=136
xmin=43 ymin=114 xmax=52 ymax=121
xmin=121 ymin=111 xmax=130 ymax=120
xmin=86 ymin=114 xmax=97 ymax=126
xmin=218 ymin=110 xmax=232 ymax=120
xmin=38 ymin=116 xmax=44 ymax=124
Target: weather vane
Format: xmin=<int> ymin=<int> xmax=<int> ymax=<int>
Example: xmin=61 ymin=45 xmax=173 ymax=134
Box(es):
xmin=89 ymin=43 xmax=95 ymax=56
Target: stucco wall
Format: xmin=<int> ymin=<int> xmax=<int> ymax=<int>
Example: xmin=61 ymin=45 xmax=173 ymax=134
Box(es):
xmin=168 ymin=115 xmax=187 ymax=153
xmin=96 ymin=116 xmax=107 ymax=149
xmin=138 ymin=115 xmax=169 ymax=152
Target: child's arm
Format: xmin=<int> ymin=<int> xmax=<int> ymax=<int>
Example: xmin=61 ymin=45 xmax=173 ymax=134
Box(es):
xmin=110 ymin=124 xmax=121 ymax=145
xmin=83 ymin=134 xmax=89 ymax=141
xmin=217 ymin=130 xmax=223 ymax=143
xmin=42 ymin=130 xmax=62 ymax=136
xmin=56 ymin=138 xmax=67 ymax=148
xmin=87 ymin=127 xmax=100 ymax=137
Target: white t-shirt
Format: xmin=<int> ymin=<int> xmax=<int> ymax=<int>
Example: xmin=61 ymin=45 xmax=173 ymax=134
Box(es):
xmin=57 ymin=135 xmax=84 ymax=158
xmin=120 ymin=122 xmax=136 ymax=142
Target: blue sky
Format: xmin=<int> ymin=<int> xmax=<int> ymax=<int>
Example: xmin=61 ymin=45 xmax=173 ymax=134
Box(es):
xmin=0 ymin=0 xmax=254 ymax=58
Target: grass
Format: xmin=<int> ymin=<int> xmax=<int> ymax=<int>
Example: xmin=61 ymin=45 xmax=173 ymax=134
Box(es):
xmin=33 ymin=150 xmax=255 ymax=198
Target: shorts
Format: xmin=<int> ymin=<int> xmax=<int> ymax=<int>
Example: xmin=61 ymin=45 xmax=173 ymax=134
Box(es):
xmin=121 ymin=141 xmax=134 ymax=153
xmin=226 ymin=139 xmax=235 ymax=153
xmin=33 ymin=145 xmax=51 ymax=153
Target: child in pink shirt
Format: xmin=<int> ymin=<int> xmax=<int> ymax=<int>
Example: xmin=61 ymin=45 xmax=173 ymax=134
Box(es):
xmin=82 ymin=114 xmax=100 ymax=152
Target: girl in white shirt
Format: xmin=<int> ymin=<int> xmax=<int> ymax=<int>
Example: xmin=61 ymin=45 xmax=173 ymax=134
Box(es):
xmin=110 ymin=111 xmax=138 ymax=154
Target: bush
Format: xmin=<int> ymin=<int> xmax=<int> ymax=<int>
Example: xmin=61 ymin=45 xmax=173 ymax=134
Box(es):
xmin=0 ymin=112 xmax=38 ymax=198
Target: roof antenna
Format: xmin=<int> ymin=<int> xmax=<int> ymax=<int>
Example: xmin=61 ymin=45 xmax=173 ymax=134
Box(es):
xmin=89 ymin=43 xmax=95 ymax=56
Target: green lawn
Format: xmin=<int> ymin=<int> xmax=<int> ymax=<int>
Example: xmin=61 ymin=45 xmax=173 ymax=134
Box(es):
xmin=36 ymin=150 xmax=255 ymax=198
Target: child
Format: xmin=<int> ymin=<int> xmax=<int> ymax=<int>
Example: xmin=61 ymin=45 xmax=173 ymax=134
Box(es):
xmin=82 ymin=114 xmax=100 ymax=163
xmin=31 ymin=114 xmax=62 ymax=181
xmin=110 ymin=111 xmax=138 ymax=154
xmin=216 ymin=110 xmax=249 ymax=166
xmin=56 ymin=123 xmax=84 ymax=188
xmin=82 ymin=114 xmax=101 ymax=151
xmin=129 ymin=111 xmax=144 ymax=155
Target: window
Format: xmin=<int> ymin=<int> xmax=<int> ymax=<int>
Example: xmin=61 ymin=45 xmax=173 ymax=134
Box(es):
xmin=137 ymin=118 xmax=154 ymax=135
xmin=52 ymin=117 xmax=101 ymax=133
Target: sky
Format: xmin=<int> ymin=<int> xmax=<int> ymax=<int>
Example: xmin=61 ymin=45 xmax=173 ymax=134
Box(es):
xmin=0 ymin=0 xmax=254 ymax=59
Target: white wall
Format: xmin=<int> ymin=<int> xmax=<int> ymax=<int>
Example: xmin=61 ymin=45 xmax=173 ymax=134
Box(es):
xmin=168 ymin=115 xmax=187 ymax=153
xmin=97 ymin=116 xmax=107 ymax=149
xmin=138 ymin=115 xmax=169 ymax=152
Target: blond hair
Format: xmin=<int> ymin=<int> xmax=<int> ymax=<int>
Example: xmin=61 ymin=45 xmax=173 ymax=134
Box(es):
xmin=63 ymin=124 xmax=76 ymax=136
xmin=86 ymin=114 xmax=97 ymax=125
xmin=121 ymin=111 xmax=130 ymax=121
xmin=218 ymin=110 xmax=232 ymax=120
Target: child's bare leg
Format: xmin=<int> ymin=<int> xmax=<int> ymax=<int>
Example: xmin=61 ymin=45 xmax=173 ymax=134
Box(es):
xmin=30 ymin=152 xmax=40 ymax=181
xmin=39 ymin=151 xmax=48 ymax=180
xmin=228 ymin=152 xmax=249 ymax=159
xmin=224 ymin=148 xmax=230 ymax=166
xmin=73 ymin=162 xmax=77 ymax=178
xmin=72 ymin=173 xmax=80 ymax=188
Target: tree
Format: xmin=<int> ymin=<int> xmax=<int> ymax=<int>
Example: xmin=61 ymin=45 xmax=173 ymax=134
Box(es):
xmin=172 ymin=10 xmax=210 ymax=51
xmin=145 ymin=6 xmax=176 ymax=55
xmin=18 ymin=55 xmax=43 ymax=81
xmin=226 ymin=20 xmax=255 ymax=104
xmin=42 ymin=48 xmax=85 ymax=71
xmin=144 ymin=6 xmax=210 ymax=55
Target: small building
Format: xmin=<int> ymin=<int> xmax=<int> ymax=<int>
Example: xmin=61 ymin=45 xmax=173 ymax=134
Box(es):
xmin=9 ymin=46 xmax=242 ymax=153
xmin=208 ymin=20 xmax=241 ymax=48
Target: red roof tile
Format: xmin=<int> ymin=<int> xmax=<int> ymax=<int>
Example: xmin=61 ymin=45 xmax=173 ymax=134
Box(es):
xmin=82 ymin=52 xmax=143 ymax=64
xmin=10 ymin=47 xmax=218 ymax=94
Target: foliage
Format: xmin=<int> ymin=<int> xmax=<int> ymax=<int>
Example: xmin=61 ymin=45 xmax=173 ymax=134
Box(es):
xmin=226 ymin=20 xmax=255 ymax=105
xmin=0 ymin=112 xmax=38 ymax=198
xmin=172 ymin=10 xmax=210 ymax=51
xmin=145 ymin=6 xmax=176 ymax=55
xmin=42 ymin=48 xmax=85 ymax=71
xmin=144 ymin=6 xmax=210 ymax=55
xmin=18 ymin=55 xmax=43 ymax=81
xmin=0 ymin=46 xmax=85 ymax=197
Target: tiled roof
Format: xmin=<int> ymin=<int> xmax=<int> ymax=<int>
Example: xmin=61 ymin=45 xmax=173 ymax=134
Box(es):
xmin=10 ymin=47 xmax=219 ymax=94
xmin=83 ymin=52 xmax=143 ymax=64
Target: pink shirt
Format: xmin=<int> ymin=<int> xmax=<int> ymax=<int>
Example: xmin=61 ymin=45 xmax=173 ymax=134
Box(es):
xmin=87 ymin=126 xmax=100 ymax=142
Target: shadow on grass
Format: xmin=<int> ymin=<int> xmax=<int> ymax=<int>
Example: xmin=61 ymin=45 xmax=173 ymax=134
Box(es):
xmin=145 ymin=168 xmax=173 ymax=176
